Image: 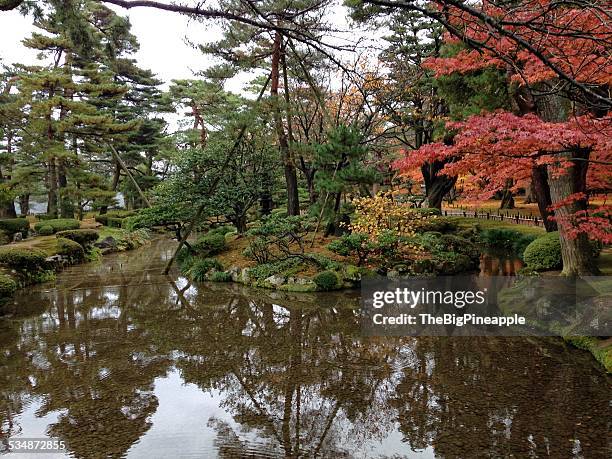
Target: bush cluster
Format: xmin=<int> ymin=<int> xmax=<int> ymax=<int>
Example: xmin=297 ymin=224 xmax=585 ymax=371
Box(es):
xmin=57 ymin=238 xmax=85 ymax=262
xmin=210 ymin=271 xmax=231 ymax=282
xmin=0 ymin=273 xmax=17 ymax=298
xmin=523 ymin=232 xmax=562 ymax=271
xmin=313 ymin=270 xmax=340 ymax=291
xmin=115 ymin=229 xmax=150 ymax=251
xmin=94 ymin=210 xmax=138 ymax=226
xmin=243 ymin=215 xmax=313 ymax=263
xmin=37 ymin=225 xmax=54 ymax=236
xmin=34 ymin=219 xmax=80 ymax=234
xmin=56 ymin=229 xmax=99 ymax=246
xmin=0 ymin=247 xmax=47 ymax=273
xmin=328 ymin=230 xmax=417 ymax=268
xmin=187 ymin=258 xmax=224 ymax=281
xmin=193 ymin=231 xmax=226 ymax=256
xmin=479 ymin=228 xmax=537 ymax=256
xmin=248 ymin=258 xmax=301 ymax=281
xmin=0 ymin=218 xmax=29 ymax=237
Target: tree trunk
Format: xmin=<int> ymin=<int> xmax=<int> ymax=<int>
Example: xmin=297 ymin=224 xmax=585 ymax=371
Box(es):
xmin=18 ymin=194 xmax=29 ymax=217
xmin=271 ymin=32 xmax=299 ymax=216
xmin=234 ymin=214 xmax=248 ymax=234
xmin=531 ymin=165 xmax=557 ymax=232
xmin=422 ymin=161 xmax=457 ymax=210
xmin=500 ymin=180 xmax=515 ymax=209
xmin=0 ymin=130 xmax=17 ymax=217
xmin=536 ymin=92 xmax=597 ymax=275
xmin=524 ymin=182 xmax=535 ymax=204
xmin=47 ymin=159 xmax=58 ymax=218
xmin=548 ymin=150 xmax=599 ymax=275
xmin=100 ymin=162 xmax=121 ymax=215
xmin=58 ymin=159 xmax=74 ymax=218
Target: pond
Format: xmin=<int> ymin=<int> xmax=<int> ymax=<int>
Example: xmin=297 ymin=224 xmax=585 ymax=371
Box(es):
xmin=0 ymin=239 xmax=610 ymax=458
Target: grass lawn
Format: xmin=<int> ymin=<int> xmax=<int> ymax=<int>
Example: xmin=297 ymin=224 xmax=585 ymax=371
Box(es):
xmin=449 ymin=216 xmax=546 ymax=236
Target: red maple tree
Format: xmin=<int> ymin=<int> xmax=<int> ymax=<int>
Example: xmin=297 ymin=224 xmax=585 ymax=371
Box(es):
xmin=392 ymin=0 xmax=611 ymax=273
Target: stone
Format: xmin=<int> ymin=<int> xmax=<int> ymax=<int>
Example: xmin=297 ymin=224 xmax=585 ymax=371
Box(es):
xmin=240 ymin=268 xmax=250 ymax=284
xmin=95 ymin=236 xmax=117 ymax=250
xmin=229 ymin=267 xmax=240 ymax=282
xmin=265 ymin=274 xmax=285 ymax=287
xmin=12 ymin=233 xmax=22 ymax=242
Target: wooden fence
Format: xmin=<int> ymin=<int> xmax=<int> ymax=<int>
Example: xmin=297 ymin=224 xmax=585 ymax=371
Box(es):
xmin=442 ymin=209 xmax=543 ymax=227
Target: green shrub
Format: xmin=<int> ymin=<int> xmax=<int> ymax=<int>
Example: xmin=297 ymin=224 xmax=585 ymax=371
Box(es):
xmin=248 ymin=258 xmax=301 ymax=281
xmin=523 ymin=234 xmax=602 ymax=271
xmin=412 ymin=207 xmax=442 ymax=217
xmin=0 ymin=230 xmax=10 ymax=245
xmin=313 ymin=270 xmax=340 ymax=291
xmin=34 ymin=219 xmax=80 ymax=233
xmin=0 ymin=218 xmax=29 ymax=237
xmin=416 ymin=217 xmax=458 ymax=233
xmin=57 ymin=238 xmax=85 ymax=262
xmin=246 ymin=214 xmax=314 ymax=261
xmin=107 ymin=217 xmax=124 ymax=228
xmin=38 ymin=225 xmax=54 ymax=236
xmin=0 ymin=247 xmax=47 ymax=273
xmin=94 ymin=214 xmax=109 ymax=226
xmin=210 ymin=271 xmax=232 ymax=282
xmin=115 ymin=229 xmax=150 ymax=251
xmin=176 ymin=246 xmax=192 ymax=265
xmin=513 ymin=234 xmax=538 ymax=258
xmin=95 ymin=210 xmax=138 ymax=226
xmin=376 ymin=230 xmax=403 ymax=261
xmin=243 ymin=237 xmax=271 ymax=264
xmin=523 ymin=232 xmax=562 ymax=271
xmin=193 ymin=232 xmax=226 ymax=256
xmin=433 ymin=252 xmax=475 ymax=274
xmin=188 ymin=258 xmax=224 ymax=281
xmin=209 ymin=225 xmax=235 ymax=236
xmin=56 ymin=229 xmax=99 ymax=246
xmin=328 ymin=233 xmax=373 ymax=266
xmin=179 ymin=254 xmax=196 ymax=275
xmin=35 ymin=213 xmax=55 ymax=221
xmin=479 ymin=228 xmax=537 ymax=256
xmin=308 ymin=254 xmax=342 ymax=271
xmin=0 ymin=273 xmax=17 ymax=298
xmin=439 ymin=234 xmax=480 ymax=260
xmin=85 ymin=246 xmax=102 ymax=262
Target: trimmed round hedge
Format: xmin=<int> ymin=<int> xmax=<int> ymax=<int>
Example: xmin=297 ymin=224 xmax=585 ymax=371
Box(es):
xmin=0 ymin=247 xmax=47 ymax=273
xmin=523 ymin=232 xmax=562 ymax=271
xmin=0 ymin=218 xmax=29 ymax=237
xmin=313 ymin=270 xmax=340 ymax=291
xmin=56 ymin=229 xmax=99 ymax=246
xmin=38 ymin=225 xmax=54 ymax=236
xmin=57 ymin=238 xmax=85 ymax=262
xmin=95 ymin=210 xmax=138 ymax=226
xmin=0 ymin=273 xmax=17 ymax=298
xmin=34 ymin=218 xmax=80 ymax=234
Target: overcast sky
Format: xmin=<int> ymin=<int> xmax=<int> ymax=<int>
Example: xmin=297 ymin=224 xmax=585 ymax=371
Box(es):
xmin=0 ymin=5 xmax=233 ymax=88
xmin=0 ymin=2 xmax=366 ymax=90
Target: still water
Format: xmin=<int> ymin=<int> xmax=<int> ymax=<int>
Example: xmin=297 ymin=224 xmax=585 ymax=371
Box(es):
xmin=0 ymin=239 xmax=610 ymax=458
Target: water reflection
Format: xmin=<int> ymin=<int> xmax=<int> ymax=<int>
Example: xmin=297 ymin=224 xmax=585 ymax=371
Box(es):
xmin=479 ymin=253 xmax=524 ymax=276
xmin=0 ymin=240 xmax=610 ymax=458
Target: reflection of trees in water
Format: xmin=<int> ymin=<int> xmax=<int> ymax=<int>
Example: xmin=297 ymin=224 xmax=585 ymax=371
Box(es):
xmin=393 ymin=337 xmax=611 ymax=458
xmin=0 ymin=279 xmax=171 ymax=458
xmin=0 ymin=241 xmax=610 ymax=458
xmin=153 ymin=286 xmax=401 ymax=457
